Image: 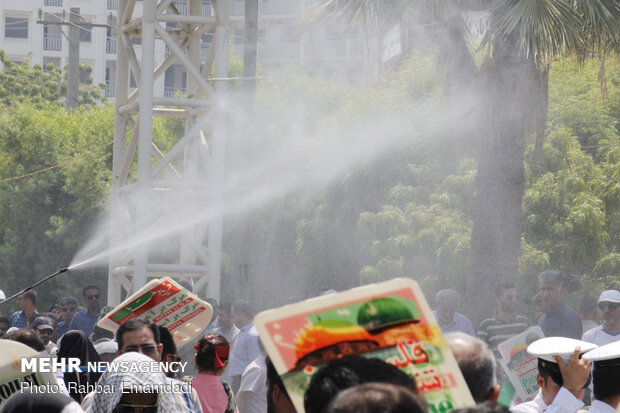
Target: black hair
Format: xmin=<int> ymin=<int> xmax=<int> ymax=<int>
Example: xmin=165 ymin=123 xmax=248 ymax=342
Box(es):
xmin=326 ymin=382 xmax=425 ymax=413
xmin=304 ymin=355 xmax=416 ymax=413
xmin=158 ymin=325 xmax=177 ymax=358
xmin=116 ymin=318 xmax=160 ymax=350
xmin=82 ymin=285 xmax=100 ymax=296
xmin=23 ymin=291 xmax=37 ymax=306
xmin=266 ymin=356 xmax=291 ymax=401
xmin=0 ymin=315 xmax=10 ymax=325
xmin=195 ymin=333 xmax=229 ymax=371
xmin=49 ymin=303 xmax=62 ymax=313
xmin=453 ymin=401 xmax=511 ymax=413
xmin=593 ymin=361 xmax=620 ymax=400
xmin=60 ymin=297 xmax=78 ymax=307
xmin=5 ymin=328 xmax=45 ymax=351
xmin=495 ymin=282 xmax=515 ymax=297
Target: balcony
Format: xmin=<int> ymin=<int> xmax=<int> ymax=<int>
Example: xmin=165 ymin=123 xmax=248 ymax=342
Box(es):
xmin=43 ymin=34 xmax=62 ymax=51
xmin=107 ymin=0 xmax=117 ymax=10
xmin=105 ymin=82 xmax=116 ymax=97
xmin=44 ymin=0 xmax=62 ymax=6
xmin=164 ymin=86 xmax=186 ymax=97
xmin=106 ymin=38 xmax=117 ymax=54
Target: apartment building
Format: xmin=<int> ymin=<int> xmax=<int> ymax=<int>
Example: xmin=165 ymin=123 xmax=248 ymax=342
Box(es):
xmin=0 ymin=0 xmax=372 ymax=100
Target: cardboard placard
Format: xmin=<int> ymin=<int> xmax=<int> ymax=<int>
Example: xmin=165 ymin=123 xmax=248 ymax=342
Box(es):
xmin=254 ymin=277 xmax=475 ymax=413
xmin=97 ymin=277 xmax=213 ymax=349
xmin=497 ymin=326 xmax=545 ymax=402
xmin=0 ymin=340 xmax=59 ymax=405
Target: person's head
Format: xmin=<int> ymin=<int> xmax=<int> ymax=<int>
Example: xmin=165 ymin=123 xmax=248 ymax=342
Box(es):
xmin=0 ymin=386 xmax=82 ymax=413
xmin=158 ymin=326 xmax=181 ymax=378
xmin=4 ymin=328 xmax=45 ymax=352
xmin=326 ymin=382 xmax=425 ymax=413
xmin=48 ymin=303 xmax=62 ymax=320
xmin=445 ymin=332 xmax=499 ymax=403
xmin=44 ymin=312 xmax=60 ymax=344
xmin=304 ymin=355 xmax=417 ymax=413
xmin=194 ymin=333 xmax=229 ymax=375
xmin=452 ymin=401 xmax=511 ymax=413
xmin=18 ymin=291 xmax=37 ymax=311
xmin=82 ymin=285 xmax=101 ymax=312
xmin=596 ymin=290 xmax=620 ymax=330
xmin=266 ymin=356 xmax=296 ymax=413
xmin=495 ymin=282 xmax=517 ymax=315
xmin=583 ymin=342 xmax=620 ymax=404
xmin=32 ymin=316 xmax=55 ymax=345
xmin=435 ymin=289 xmax=459 ymax=323
xmin=232 ymin=300 xmax=253 ymax=327
xmin=218 ymin=302 xmax=233 ymax=330
xmin=88 ymin=351 xmax=175 ymax=413
xmin=536 ymin=361 xmax=563 ymax=405
xmin=60 ymin=297 xmax=79 ymax=323
xmin=579 ymin=295 xmax=598 ymax=321
xmin=116 ymin=318 xmax=162 ymax=361
xmin=538 ymin=270 xmax=566 ymax=309
xmin=0 ymin=315 xmax=9 ymax=336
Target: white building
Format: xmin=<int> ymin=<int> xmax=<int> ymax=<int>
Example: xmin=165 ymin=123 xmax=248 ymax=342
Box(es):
xmin=0 ymin=0 xmax=372 ymax=101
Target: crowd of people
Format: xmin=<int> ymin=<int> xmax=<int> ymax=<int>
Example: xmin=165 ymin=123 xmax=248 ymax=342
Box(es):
xmin=0 ymin=267 xmax=619 ymax=413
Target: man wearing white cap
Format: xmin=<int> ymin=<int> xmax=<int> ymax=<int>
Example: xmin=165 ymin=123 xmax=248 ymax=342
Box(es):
xmin=511 ymin=337 xmax=595 ymax=413
xmin=582 ymin=290 xmax=620 ymax=346
xmin=582 ymin=341 xmax=620 ymax=413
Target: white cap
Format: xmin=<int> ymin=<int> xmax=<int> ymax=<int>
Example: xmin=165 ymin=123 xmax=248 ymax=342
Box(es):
xmin=528 ymin=337 xmax=598 ymax=363
xmin=583 ymin=340 xmax=620 ymax=362
xmin=0 ymin=290 xmax=5 ymax=300
xmin=598 ymin=290 xmax=620 ymax=304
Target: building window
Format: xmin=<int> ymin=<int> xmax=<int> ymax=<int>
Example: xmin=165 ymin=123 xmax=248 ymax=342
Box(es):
xmin=80 ymin=25 xmax=91 ymax=43
xmin=5 ymin=16 xmax=28 ymax=39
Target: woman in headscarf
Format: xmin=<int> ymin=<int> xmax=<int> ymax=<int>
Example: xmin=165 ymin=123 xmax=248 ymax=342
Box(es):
xmin=0 ymin=387 xmax=84 ymax=413
xmin=57 ymin=330 xmax=102 ymax=403
xmin=192 ymin=334 xmax=237 ymax=413
xmin=83 ymin=351 xmax=177 ymax=413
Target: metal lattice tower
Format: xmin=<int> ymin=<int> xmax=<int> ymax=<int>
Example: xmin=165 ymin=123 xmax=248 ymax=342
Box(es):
xmin=108 ymin=0 xmax=231 ymax=305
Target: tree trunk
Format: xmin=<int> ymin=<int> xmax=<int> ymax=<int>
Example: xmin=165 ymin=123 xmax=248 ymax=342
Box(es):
xmin=465 ymin=31 xmax=535 ymax=325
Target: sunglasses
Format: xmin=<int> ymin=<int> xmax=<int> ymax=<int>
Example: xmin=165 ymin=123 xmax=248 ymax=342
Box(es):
xmin=62 ymin=306 xmax=77 ymax=312
xmin=122 ymin=344 xmax=157 ymax=356
xmin=598 ymin=302 xmax=620 ymax=311
xmin=38 ymin=329 xmax=54 ymax=335
xmin=115 ymin=403 xmax=158 ymax=413
xmin=86 ymin=294 xmax=100 ymax=300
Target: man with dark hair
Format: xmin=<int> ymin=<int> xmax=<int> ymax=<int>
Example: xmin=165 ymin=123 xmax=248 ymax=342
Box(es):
xmin=158 ymin=325 xmax=184 ymax=379
xmin=511 ymin=338 xmax=593 ymax=413
xmin=69 ymin=285 xmax=102 ymax=336
xmin=266 ymin=356 xmax=296 ymax=413
xmin=0 ymin=315 xmax=9 ymax=336
xmin=32 ymin=316 xmax=57 ymax=356
xmin=325 ymin=382 xmax=425 ymax=413
xmin=229 ymin=300 xmax=260 ymax=393
xmin=4 ymin=328 xmax=46 ymax=352
xmin=10 ymin=291 xmax=38 ymax=328
xmin=82 ymin=318 xmax=203 ymax=412
xmin=537 ymin=270 xmax=582 ymax=339
xmin=445 ymin=332 xmax=500 ymax=403
xmin=580 ymin=295 xmax=599 ymax=335
xmin=58 ymin=296 xmax=79 ymax=336
xmin=583 ymin=341 xmax=620 ymax=413
xmin=477 ymin=282 xmax=531 ymax=356
xmin=303 ymin=355 xmax=417 ymax=413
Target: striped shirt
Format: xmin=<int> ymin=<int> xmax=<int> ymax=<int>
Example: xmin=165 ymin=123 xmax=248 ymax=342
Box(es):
xmin=477 ymin=315 xmax=532 ymax=351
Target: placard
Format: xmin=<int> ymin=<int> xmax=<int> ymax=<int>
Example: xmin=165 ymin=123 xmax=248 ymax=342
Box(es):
xmin=97 ymin=277 xmax=212 ymax=349
xmin=255 ymin=278 xmax=475 ymax=413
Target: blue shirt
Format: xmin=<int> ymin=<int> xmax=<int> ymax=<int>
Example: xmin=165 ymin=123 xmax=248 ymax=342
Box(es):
xmin=538 ymin=300 xmax=582 ymax=339
xmin=10 ymin=310 xmax=38 ymax=329
xmin=432 ymin=310 xmax=476 ymax=336
xmin=58 ymin=320 xmax=70 ymax=337
xmin=68 ymin=308 xmax=100 ymax=336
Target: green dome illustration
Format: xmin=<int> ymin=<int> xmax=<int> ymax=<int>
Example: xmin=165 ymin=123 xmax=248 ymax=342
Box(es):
xmin=357 ymin=297 xmax=417 ymax=330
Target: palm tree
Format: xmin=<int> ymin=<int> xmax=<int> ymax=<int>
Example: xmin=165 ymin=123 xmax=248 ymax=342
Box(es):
xmin=309 ymin=0 xmax=620 ymax=323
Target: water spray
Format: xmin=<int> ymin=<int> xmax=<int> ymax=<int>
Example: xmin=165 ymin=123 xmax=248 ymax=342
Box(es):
xmin=0 ymin=267 xmax=69 ymax=306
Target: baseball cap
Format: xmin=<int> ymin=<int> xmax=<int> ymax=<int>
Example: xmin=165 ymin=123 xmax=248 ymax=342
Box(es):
xmin=32 ymin=317 xmax=54 ymax=331
xmin=597 ymin=290 xmax=620 ymax=304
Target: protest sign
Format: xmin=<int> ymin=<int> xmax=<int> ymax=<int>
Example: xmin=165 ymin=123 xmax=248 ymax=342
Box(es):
xmin=0 ymin=340 xmax=59 ymax=405
xmin=255 ymin=277 xmax=475 ymax=413
xmin=97 ymin=277 xmax=212 ymax=348
xmin=497 ymin=326 xmax=545 ymax=402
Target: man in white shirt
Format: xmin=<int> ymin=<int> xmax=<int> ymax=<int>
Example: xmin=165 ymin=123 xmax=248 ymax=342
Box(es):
xmin=511 ymin=338 xmax=595 ymax=413
xmin=583 ymin=340 xmax=620 ymax=413
xmin=583 ymin=290 xmax=620 ymax=346
xmin=228 ymin=301 xmax=260 ymax=394
xmin=237 ymin=348 xmax=267 ymax=413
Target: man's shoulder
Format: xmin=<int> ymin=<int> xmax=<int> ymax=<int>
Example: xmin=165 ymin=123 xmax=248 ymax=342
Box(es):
xmin=582 ymin=325 xmax=604 ymax=341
